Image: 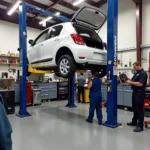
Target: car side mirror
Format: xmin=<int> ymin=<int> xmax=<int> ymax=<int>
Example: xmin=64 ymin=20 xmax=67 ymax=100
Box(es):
xmin=29 ymin=39 xmax=34 ymax=46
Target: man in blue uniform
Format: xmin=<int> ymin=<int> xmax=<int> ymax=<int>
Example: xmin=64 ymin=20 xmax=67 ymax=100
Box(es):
xmin=0 ymin=98 xmax=13 ymax=150
xmin=126 ymin=62 xmax=147 ymax=132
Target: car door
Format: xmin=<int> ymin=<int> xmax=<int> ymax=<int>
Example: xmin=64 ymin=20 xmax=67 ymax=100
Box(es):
xmin=28 ymin=29 xmax=49 ymax=65
xmin=71 ymin=6 xmax=106 ymax=30
xmin=42 ymin=25 xmax=63 ymax=65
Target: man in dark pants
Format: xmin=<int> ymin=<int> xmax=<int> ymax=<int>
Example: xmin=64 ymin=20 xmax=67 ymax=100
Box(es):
xmin=126 ymin=62 xmax=147 ymax=132
xmin=77 ymin=73 xmax=85 ymax=103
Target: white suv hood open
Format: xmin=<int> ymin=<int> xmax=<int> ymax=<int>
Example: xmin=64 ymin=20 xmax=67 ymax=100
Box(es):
xmin=71 ymin=6 xmax=106 ymax=30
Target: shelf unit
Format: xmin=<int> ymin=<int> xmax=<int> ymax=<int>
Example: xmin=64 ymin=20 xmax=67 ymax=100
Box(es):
xmin=117 ymin=67 xmax=133 ymax=70
xmin=0 ymin=55 xmax=20 ymax=66
xmin=0 ymin=55 xmax=19 ymax=59
xmin=0 ymin=63 xmax=20 ymax=66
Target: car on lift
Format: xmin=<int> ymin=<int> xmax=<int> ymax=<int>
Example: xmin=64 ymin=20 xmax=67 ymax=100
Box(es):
xmin=27 ymin=6 xmax=107 ymax=78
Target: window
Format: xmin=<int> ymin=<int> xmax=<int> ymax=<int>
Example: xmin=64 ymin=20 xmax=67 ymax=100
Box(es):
xmin=49 ymin=25 xmax=63 ymax=39
xmin=35 ymin=29 xmax=49 ymax=45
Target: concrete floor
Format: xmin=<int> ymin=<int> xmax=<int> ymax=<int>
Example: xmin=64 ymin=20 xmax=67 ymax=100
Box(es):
xmin=8 ymin=101 xmax=150 ymax=150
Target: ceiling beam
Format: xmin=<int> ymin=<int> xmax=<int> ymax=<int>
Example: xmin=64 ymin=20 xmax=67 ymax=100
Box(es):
xmin=0 ymin=0 xmax=54 ymax=30
xmin=52 ymin=0 xmax=79 ymax=11
xmin=86 ymin=0 xmax=98 ymax=6
xmin=96 ymin=0 xmax=107 ymax=7
xmin=132 ymin=0 xmax=140 ymax=4
xmin=0 ymin=8 xmax=44 ymax=30
xmin=27 ymin=0 xmax=63 ymax=24
xmin=25 ymin=0 xmax=72 ymax=19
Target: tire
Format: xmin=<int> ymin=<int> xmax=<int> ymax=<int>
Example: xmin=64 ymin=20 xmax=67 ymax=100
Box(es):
xmin=57 ymin=55 xmax=76 ymax=78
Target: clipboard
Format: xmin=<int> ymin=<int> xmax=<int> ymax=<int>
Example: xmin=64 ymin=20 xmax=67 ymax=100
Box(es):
xmin=119 ymin=73 xmax=128 ymax=83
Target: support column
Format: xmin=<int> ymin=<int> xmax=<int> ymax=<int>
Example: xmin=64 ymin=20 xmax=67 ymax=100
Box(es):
xmin=66 ymin=75 xmax=77 ymax=108
xmin=103 ymin=0 xmax=121 ymax=128
xmin=136 ymin=0 xmax=142 ymax=64
xmin=16 ymin=1 xmax=31 ymax=117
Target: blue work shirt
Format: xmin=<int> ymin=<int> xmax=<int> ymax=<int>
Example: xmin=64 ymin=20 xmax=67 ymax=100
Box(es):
xmin=90 ymin=78 xmax=102 ymax=95
xmin=0 ymin=101 xmax=12 ymax=150
xmin=131 ymin=69 xmax=147 ymax=91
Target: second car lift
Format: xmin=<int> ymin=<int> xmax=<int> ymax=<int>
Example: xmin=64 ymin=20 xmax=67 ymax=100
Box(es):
xmin=17 ymin=0 xmax=120 ymax=128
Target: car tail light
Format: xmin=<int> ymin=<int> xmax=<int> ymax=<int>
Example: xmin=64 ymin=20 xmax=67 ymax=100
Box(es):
xmin=104 ymin=42 xmax=107 ymax=50
xmin=79 ymin=57 xmax=85 ymax=59
xmin=70 ymin=34 xmax=85 ymax=45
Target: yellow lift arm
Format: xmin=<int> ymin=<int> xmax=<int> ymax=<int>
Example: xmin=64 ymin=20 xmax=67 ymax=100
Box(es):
xmin=28 ymin=65 xmax=53 ymax=74
xmin=28 ymin=65 xmax=86 ymax=74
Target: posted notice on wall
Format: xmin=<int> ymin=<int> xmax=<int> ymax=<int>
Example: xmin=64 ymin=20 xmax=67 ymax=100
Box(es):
xmin=113 ymin=66 xmax=118 ymax=76
xmin=20 ymin=67 xmax=23 ymax=76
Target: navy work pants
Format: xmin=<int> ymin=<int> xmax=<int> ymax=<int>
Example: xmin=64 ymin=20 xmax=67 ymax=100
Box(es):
xmin=88 ymin=94 xmax=103 ymax=123
xmin=132 ymin=90 xmax=145 ymax=127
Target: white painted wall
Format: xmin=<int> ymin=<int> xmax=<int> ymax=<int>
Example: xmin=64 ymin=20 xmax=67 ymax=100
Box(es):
xmin=0 ymin=20 xmax=40 ymax=53
xmin=100 ymin=0 xmax=136 ymax=49
xmin=99 ymin=0 xmax=150 ymax=78
xmin=0 ymin=20 xmax=40 ymax=79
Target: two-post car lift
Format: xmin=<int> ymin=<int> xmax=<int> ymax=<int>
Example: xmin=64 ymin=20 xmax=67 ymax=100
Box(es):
xmin=17 ymin=0 xmax=120 ymax=128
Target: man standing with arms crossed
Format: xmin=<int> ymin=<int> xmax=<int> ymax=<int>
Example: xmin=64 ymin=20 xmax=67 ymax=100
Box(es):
xmin=126 ymin=62 xmax=147 ymax=132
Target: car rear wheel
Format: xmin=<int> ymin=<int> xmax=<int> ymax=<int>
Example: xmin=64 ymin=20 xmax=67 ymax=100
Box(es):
xmin=58 ymin=55 xmax=76 ymax=78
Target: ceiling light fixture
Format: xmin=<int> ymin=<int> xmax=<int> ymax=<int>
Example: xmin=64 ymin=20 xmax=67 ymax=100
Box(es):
xmin=55 ymin=12 xmax=60 ymax=16
xmin=39 ymin=16 xmax=52 ymax=25
xmin=73 ymin=0 xmax=85 ymax=6
xmin=7 ymin=0 xmax=21 ymax=16
xmin=39 ymin=12 xmax=60 ymax=27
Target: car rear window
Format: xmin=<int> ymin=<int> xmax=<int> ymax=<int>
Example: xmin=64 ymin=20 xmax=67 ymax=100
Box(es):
xmin=74 ymin=25 xmax=101 ymax=42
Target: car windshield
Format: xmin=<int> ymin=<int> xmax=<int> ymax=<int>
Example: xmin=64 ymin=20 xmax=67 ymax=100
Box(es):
xmin=74 ymin=25 xmax=101 ymax=42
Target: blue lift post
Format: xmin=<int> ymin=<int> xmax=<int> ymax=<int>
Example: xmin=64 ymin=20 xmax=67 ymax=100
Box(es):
xmin=66 ymin=76 xmax=77 ymax=108
xmin=17 ymin=1 xmax=70 ymax=117
xmin=16 ymin=1 xmax=31 ymax=117
xmin=103 ymin=0 xmax=121 ymax=128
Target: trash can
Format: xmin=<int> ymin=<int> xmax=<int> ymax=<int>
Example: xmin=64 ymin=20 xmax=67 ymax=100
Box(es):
xmin=32 ymin=85 xmax=41 ymax=105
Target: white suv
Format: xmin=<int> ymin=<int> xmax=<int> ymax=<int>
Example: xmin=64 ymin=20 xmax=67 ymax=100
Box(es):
xmin=27 ymin=6 xmax=107 ymax=78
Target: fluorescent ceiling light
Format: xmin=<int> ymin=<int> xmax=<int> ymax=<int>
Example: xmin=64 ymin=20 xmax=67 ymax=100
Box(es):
xmin=73 ymin=0 xmax=85 ymax=6
xmin=39 ymin=17 xmax=52 ymax=25
xmin=55 ymin=12 xmax=60 ymax=16
xmin=39 ymin=12 xmax=60 ymax=26
xmin=7 ymin=0 xmax=21 ymax=16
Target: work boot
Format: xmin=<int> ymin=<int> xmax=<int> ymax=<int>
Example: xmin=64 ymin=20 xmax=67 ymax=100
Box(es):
xmin=134 ymin=127 xmax=143 ymax=132
xmin=98 ymin=122 xmax=102 ymax=125
xmin=86 ymin=119 xmax=93 ymax=123
xmin=127 ymin=122 xmax=137 ymax=126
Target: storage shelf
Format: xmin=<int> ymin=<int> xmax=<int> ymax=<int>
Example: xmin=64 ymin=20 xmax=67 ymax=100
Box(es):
xmin=0 ymin=63 xmax=20 ymax=66
xmin=117 ymin=67 xmax=133 ymax=70
xmin=0 ymin=55 xmax=19 ymax=59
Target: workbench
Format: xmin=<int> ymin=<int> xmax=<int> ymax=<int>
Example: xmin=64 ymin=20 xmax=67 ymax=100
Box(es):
xmin=14 ymin=82 xmax=58 ymax=102
xmin=101 ymin=84 xmax=133 ymax=107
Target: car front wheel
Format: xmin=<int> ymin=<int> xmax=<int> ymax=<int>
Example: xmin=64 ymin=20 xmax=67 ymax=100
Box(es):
xmin=58 ymin=55 xmax=76 ymax=78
